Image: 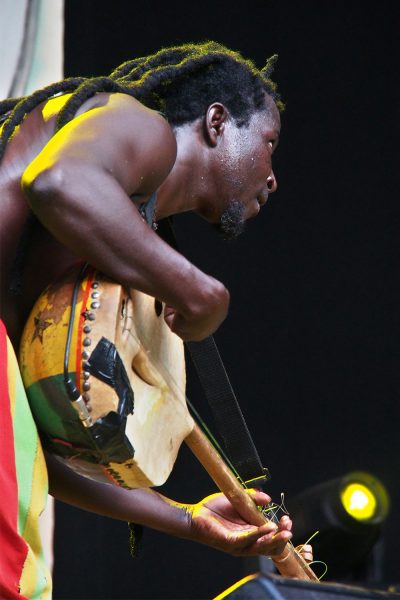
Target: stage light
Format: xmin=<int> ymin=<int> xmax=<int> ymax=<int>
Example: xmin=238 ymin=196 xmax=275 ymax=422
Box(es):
xmin=284 ymin=471 xmax=390 ymax=579
xmin=339 ymin=472 xmax=388 ymax=524
xmin=341 ymin=483 xmax=376 ymax=521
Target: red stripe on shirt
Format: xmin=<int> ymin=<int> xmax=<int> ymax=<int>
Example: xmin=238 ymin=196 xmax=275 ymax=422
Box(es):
xmin=0 ymin=320 xmax=29 ymax=600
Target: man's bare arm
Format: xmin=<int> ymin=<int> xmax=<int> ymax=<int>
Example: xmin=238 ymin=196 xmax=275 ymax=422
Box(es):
xmin=46 ymin=453 xmax=292 ymax=557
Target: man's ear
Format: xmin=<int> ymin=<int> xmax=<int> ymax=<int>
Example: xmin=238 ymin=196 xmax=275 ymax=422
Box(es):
xmin=203 ymin=103 xmax=229 ymax=147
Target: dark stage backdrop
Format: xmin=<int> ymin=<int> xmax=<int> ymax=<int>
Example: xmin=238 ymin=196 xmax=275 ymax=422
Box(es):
xmin=56 ymin=1 xmax=398 ymax=598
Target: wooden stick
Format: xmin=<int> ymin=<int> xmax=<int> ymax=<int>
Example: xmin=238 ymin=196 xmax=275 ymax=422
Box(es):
xmin=185 ymin=423 xmax=319 ymax=581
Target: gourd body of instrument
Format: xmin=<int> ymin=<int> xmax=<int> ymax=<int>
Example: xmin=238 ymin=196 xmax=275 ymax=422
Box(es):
xmin=19 ymin=264 xmax=193 ymax=488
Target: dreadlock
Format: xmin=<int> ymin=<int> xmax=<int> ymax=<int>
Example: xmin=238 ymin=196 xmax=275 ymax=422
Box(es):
xmin=0 ymin=41 xmax=282 ymax=162
xmin=1 ymin=41 xmax=281 ymax=294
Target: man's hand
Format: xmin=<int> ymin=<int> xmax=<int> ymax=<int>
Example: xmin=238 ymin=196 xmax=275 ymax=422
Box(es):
xmin=185 ymin=490 xmax=292 ymax=556
xmin=164 ymin=276 xmax=229 ymax=341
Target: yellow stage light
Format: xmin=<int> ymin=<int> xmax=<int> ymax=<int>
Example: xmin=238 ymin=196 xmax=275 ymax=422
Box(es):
xmin=339 ymin=472 xmax=389 ymax=525
xmin=340 ymin=483 xmax=377 ymax=521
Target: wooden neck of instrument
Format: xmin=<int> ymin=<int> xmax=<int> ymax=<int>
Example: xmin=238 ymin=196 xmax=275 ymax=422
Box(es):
xmin=185 ymin=423 xmax=319 ymax=581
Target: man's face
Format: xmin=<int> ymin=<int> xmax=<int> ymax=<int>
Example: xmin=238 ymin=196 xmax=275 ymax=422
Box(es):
xmin=212 ymin=95 xmax=280 ymax=239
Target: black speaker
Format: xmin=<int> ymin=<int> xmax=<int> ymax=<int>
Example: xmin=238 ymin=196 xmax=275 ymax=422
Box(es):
xmin=215 ymin=573 xmax=400 ymax=600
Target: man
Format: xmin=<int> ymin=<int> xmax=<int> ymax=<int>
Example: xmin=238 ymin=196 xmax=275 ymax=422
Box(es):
xmin=0 ymin=42 xmax=304 ymax=598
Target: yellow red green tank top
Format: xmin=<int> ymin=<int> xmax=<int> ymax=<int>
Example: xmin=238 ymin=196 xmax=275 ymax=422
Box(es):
xmin=0 ymin=320 xmax=51 ymax=599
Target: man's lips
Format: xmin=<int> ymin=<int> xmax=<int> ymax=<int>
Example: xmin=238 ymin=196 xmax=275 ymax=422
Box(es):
xmin=257 ymin=193 xmax=268 ymax=207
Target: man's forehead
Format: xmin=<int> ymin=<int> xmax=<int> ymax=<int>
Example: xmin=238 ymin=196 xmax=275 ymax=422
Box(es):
xmin=251 ymin=101 xmax=281 ymax=136
xmin=261 ymin=94 xmax=281 ymax=131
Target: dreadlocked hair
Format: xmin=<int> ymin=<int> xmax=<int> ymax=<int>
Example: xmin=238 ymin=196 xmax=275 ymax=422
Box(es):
xmin=0 ymin=41 xmax=282 ymax=162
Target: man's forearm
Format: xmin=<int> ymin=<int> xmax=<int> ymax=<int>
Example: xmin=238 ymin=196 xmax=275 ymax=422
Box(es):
xmin=46 ymin=452 xmax=191 ymax=538
xmin=46 ymin=452 xmax=297 ymax=559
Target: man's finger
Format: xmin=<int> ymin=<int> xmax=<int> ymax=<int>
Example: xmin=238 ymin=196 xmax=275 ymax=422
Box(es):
xmin=239 ymin=528 xmax=292 ymax=556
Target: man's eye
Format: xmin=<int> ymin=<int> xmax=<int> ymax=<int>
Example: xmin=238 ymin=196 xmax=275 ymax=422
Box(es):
xmin=268 ymin=141 xmax=274 ymax=149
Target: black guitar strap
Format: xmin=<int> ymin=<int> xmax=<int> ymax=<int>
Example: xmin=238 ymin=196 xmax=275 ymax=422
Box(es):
xmin=186 ymin=336 xmax=270 ymax=487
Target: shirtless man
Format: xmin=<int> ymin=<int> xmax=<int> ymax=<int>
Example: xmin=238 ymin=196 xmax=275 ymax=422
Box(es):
xmin=0 ymin=42 xmax=302 ymax=597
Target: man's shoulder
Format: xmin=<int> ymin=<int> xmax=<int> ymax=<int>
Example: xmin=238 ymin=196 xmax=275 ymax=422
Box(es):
xmin=107 ymin=93 xmax=177 ymax=169
xmin=82 ymin=92 xmax=167 ymax=128
xmin=77 ymin=92 xmax=175 ymax=155
xmin=63 ymin=91 xmax=177 ymax=194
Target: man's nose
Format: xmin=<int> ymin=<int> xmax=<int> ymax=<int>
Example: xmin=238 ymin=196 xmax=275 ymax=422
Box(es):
xmin=267 ymin=171 xmax=278 ymax=193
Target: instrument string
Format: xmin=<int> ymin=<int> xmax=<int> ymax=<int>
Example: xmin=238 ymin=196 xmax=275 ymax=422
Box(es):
xmin=185 ymin=397 xmax=245 ymax=485
xmin=308 ymin=561 xmax=328 ymax=580
xmin=296 ymin=530 xmax=328 ymax=580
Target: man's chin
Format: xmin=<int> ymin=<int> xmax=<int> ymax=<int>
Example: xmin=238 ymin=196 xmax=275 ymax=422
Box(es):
xmin=213 ymin=200 xmax=246 ymax=241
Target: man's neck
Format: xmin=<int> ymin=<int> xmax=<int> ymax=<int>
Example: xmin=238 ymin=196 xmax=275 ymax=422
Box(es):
xmin=156 ymin=121 xmax=216 ymax=221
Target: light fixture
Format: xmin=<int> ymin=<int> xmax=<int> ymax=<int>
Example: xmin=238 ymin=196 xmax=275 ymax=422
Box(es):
xmin=285 ymin=471 xmax=389 ymax=579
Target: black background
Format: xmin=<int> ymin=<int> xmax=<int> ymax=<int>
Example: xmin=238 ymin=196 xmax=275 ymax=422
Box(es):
xmin=55 ymin=1 xmax=398 ymax=597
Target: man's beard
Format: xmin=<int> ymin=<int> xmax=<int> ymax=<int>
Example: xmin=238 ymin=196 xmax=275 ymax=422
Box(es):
xmin=213 ymin=200 xmax=246 ymax=241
